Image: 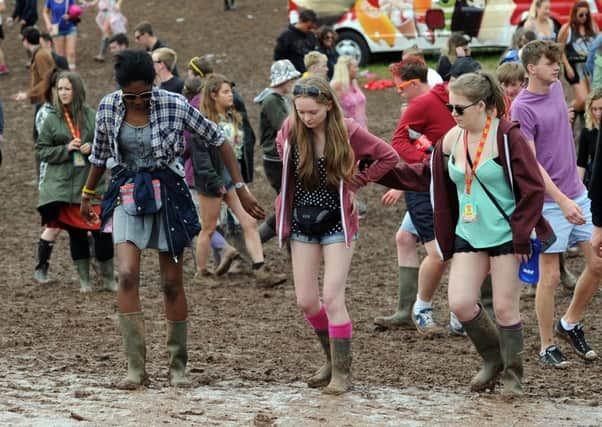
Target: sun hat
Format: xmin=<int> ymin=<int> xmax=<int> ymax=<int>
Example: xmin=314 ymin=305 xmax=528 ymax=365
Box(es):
xmin=270 ymin=60 xmax=301 ymax=88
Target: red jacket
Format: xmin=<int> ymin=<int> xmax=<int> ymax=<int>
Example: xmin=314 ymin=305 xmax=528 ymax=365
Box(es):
xmin=430 ymin=119 xmax=555 ymax=261
xmin=275 ymin=118 xmax=399 ymax=248
xmin=391 ymin=83 xmax=456 ymax=164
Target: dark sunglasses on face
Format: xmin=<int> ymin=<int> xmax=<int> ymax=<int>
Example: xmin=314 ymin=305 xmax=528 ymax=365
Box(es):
xmin=122 ymin=91 xmax=153 ymax=103
xmin=446 ymin=99 xmax=481 ymax=115
xmin=293 ymin=84 xmax=324 ymax=98
xmin=578 ymin=12 xmax=589 ymax=18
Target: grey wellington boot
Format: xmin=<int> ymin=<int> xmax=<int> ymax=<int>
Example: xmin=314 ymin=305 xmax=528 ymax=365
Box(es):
xmin=498 ymin=326 xmax=524 ymax=397
xmin=374 ymin=266 xmax=418 ymax=329
xmin=74 ymin=259 xmax=92 ymax=293
xmin=167 ymin=320 xmax=190 ymax=387
xmin=99 ymin=259 xmax=117 ymax=292
xmin=307 ymin=329 xmax=331 ymax=388
xmin=461 ymin=306 xmax=503 ymax=392
xmin=323 ymin=338 xmax=352 ymax=395
xmin=116 ymin=312 xmax=148 ymax=389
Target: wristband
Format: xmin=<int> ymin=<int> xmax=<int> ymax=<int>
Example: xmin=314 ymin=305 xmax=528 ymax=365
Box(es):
xmin=82 ymin=186 xmax=97 ymax=196
xmin=233 ymin=182 xmax=246 ymax=190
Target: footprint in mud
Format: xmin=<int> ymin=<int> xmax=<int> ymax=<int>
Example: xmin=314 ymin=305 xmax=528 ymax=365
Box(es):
xmin=254 ymin=411 xmax=277 ymax=426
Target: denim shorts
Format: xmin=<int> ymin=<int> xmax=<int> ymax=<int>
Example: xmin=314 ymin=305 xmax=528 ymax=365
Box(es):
xmin=223 ymin=167 xmax=235 ymax=192
xmin=291 ymin=231 xmax=358 ymax=245
xmin=57 ymin=27 xmax=77 ymax=37
xmin=542 ymin=192 xmax=592 ymax=253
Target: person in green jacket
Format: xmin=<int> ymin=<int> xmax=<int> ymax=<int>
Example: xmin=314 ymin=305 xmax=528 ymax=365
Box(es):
xmin=36 ymin=71 xmax=114 ymax=293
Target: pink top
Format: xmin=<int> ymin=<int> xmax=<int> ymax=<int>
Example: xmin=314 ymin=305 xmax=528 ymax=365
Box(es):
xmin=338 ymin=81 xmax=367 ymax=129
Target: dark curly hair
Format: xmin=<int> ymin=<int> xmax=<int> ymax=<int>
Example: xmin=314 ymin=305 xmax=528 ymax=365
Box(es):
xmin=114 ymin=49 xmax=156 ymax=87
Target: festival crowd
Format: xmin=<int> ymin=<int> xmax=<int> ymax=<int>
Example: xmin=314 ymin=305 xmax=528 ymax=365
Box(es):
xmin=2 ymin=0 xmax=602 ymax=398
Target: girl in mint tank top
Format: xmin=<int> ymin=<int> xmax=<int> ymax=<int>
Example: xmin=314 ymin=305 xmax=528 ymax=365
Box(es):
xmin=439 ymin=72 xmax=537 ymax=397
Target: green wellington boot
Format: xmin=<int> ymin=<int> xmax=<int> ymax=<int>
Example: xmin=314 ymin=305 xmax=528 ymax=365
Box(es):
xmin=74 ymin=259 xmax=92 ymax=293
xmin=116 ymin=312 xmax=149 ymax=389
xmin=498 ymin=326 xmax=524 ymax=397
xmin=461 ymin=306 xmax=503 ymax=392
xmin=99 ymin=259 xmax=117 ymax=292
xmin=167 ymin=320 xmax=190 ymax=387
xmin=307 ymin=329 xmax=331 ymax=388
xmin=323 ymin=338 xmax=352 ymax=395
xmin=374 ymin=266 xmax=418 ymax=329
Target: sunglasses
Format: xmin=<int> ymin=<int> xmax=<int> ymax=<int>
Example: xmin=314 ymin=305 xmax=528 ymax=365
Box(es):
xmin=122 ymin=91 xmax=153 ymax=103
xmin=397 ymin=78 xmax=420 ymax=91
xmin=324 ymin=35 xmax=335 ymax=40
xmin=446 ymin=99 xmax=481 ymax=115
xmin=293 ymin=84 xmax=325 ymax=98
xmin=578 ymin=12 xmax=589 ymax=18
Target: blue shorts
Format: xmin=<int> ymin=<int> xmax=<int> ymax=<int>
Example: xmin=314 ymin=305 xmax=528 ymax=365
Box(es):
xmin=542 ymin=192 xmax=592 ymax=253
xmin=291 ymin=231 xmax=358 ymax=245
xmin=223 ymin=167 xmax=235 ymax=192
xmin=57 ymin=27 xmax=77 ymax=37
xmin=399 ymin=211 xmax=418 ymax=235
xmin=399 ymin=191 xmax=435 ymax=243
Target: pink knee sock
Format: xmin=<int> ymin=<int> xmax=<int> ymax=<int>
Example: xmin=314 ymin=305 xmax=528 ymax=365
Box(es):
xmin=305 ymin=305 xmax=329 ymax=331
xmin=329 ymin=321 xmax=352 ymax=339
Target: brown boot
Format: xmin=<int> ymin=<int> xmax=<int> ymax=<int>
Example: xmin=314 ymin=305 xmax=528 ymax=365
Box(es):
xmin=167 ymin=320 xmax=190 ymax=387
xmin=461 ymin=306 xmax=503 ymax=392
xmin=253 ymin=265 xmax=287 ymax=288
xmin=323 ymin=338 xmax=352 ymax=395
xmin=307 ymin=330 xmax=331 ymax=388
xmin=215 ymin=245 xmax=239 ymax=276
xmin=116 ymin=312 xmax=149 ymax=390
xmin=499 ymin=325 xmax=524 ymax=397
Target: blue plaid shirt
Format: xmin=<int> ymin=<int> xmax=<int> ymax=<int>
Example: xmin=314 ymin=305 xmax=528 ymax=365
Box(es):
xmin=90 ymin=86 xmax=224 ymax=168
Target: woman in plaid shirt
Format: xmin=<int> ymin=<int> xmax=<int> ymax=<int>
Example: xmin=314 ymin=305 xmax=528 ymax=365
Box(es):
xmin=80 ymin=49 xmax=264 ymax=389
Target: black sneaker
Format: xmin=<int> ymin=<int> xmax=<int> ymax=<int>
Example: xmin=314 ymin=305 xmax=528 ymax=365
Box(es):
xmin=555 ymin=321 xmax=598 ymax=361
xmin=539 ymin=345 xmax=570 ymax=368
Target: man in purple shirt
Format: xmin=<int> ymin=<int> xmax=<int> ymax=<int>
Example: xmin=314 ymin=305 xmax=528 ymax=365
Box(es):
xmin=511 ymin=40 xmax=602 ymax=368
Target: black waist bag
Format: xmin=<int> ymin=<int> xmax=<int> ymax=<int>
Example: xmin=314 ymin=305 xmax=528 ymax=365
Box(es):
xmin=293 ymin=206 xmax=341 ymax=236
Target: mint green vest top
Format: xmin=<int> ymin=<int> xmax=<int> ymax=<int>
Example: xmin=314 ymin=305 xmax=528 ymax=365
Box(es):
xmin=448 ymin=119 xmax=516 ymax=248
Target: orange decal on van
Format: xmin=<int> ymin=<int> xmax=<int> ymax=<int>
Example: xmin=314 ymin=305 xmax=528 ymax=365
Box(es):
xmin=355 ymin=0 xmax=397 ymax=47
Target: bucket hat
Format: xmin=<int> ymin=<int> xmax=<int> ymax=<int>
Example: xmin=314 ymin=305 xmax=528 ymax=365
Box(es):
xmin=270 ymin=60 xmax=301 ymax=88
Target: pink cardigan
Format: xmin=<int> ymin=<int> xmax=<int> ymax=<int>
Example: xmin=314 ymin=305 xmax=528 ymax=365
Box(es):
xmin=275 ymin=117 xmax=399 ymax=247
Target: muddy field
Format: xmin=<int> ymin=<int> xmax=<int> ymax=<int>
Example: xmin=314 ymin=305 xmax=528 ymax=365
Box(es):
xmin=1 ymin=0 xmax=602 ymax=425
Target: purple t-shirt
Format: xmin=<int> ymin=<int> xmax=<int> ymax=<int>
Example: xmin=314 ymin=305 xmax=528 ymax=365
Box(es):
xmin=510 ymin=80 xmax=585 ymax=202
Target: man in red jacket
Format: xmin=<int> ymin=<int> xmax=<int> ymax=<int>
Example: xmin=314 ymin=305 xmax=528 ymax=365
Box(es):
xmin=375 ymin=57 xmax=460 ymax=335
xmin=375 ymin=57 xmax=493 ymax=336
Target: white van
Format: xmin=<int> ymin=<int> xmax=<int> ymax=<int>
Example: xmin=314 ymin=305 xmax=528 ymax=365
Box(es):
xmin=288 ymin=0 xmax=528 ymax=65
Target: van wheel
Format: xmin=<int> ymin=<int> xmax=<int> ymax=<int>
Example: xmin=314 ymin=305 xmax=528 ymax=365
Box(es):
xmin=336 ymin=31 xmax=370 ymax=66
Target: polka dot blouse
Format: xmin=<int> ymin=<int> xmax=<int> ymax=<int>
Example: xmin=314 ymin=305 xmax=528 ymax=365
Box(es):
xmin=291 ymin=144 xmax=343 ymax=235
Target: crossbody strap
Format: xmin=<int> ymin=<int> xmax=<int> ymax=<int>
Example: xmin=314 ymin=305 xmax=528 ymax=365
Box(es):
xmin=466 ymin=152 xmax=511 ymax=225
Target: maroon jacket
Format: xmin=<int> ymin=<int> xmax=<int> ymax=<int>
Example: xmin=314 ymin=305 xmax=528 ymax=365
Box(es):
xmin=431 ymin=119 xmax=555 ymax=261
xmin=275 ymin=117 xmax=399 ymax=247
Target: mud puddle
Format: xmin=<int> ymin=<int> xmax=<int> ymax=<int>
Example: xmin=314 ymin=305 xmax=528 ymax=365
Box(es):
xmin=1 ymin=372 xmax=600 ymax=426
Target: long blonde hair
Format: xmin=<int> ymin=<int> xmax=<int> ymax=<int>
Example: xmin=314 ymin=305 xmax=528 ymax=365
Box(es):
xmin=585 ymin=87 xmax=602 ymax=130
xmin=331 ymin=55 xmax=354 ymax=92
xmin=290 ymin=76 xmax=355 ymax=190
xmin=200 ymin=73 xmax=242 ymax=133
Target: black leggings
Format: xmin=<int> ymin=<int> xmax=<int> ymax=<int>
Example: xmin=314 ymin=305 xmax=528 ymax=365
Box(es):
xmin=66 ymin=227 xmax=114 ymax=262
